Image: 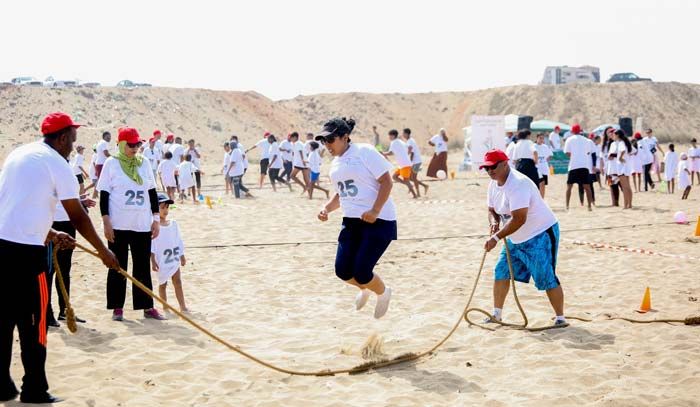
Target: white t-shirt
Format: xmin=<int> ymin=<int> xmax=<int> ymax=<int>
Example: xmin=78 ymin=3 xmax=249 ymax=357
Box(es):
xmin=71 ymin=153 xmax=85 ymax=176
xmin=405 ymin=138 xmax=422 ymax=164
xmin=688 ymin=146 xmax=700 ymax=171
xmin=279 ymin=140 xmax=293 ymax=162
xmin=151 ymin=220 xmax=185 ymax=286
xmin=564 ymin=135 xmax=593 ymax=171
xmin=95 ymin=139 xmax=110 ymax=165
xmin=162 ymin=143 xmax=172 ymax=155
xmin=309 ymin=150 xmax=322 ymax=173
xmin=177 ymin=161 xmax=198 ymax=190
xmin=0 ymin=142 xmax=80 ymax=245
xmin=268 ymin=142 xmax=283 ymax=170
xmin=170 ymin=143 xmax=185 ymax=163
xmin=548 ymin=131 xmax=561 ymax=151
xmin=222 ymin=151 xmax=230 ymax=174
xmin=255 ymin=139 xmax=271 ymax=160
xmin=237 ymin=142 xmax=249 ymax=169
xmin=227 ymin=148 xmax=245 ymax=177
xmin=637 ymin=138 xmax=654 ymax=165
xmin=534 ymin=144 xmax=553 ymax=176
xmin=430 ymin=134 xmax=448 ymax=153
xmin=388 ymin=139 xmax=412 ymax=168
xmin=329 ymin=143 xmax=396 ymax=221
xmin=97 ymin=157 xmax=156 ymax=232
xmin=185 ymin=147 xmax=202 ymax=169
xmin=678 ymin=160 xmax=691 ymax=188
xmin=158 ymin=160 xmax=178 ymax=187
xmin=505 ymin=142 xmax=517 ymax=168
xmin=154 ymin=140 xmax=165 ymax=157
xmin=512 ymin=139 xmax=536 ymax=161
xmin=664 ymin=152 xmax=679 ymax=180
xmin=487 ymin=169 xmax=557 ymax=244
xmin=142 ymin=146 xmax=160 ymax=171
xmin=293 ymin=141 xmax=307 ymax=168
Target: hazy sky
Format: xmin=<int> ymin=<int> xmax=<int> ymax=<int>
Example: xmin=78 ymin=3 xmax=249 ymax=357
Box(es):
xmin=2 ymin=0 xmax=698 ymax=100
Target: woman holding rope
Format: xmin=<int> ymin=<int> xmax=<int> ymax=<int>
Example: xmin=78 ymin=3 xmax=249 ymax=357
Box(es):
xmin=480 ymin=149 xmax=567 ymax=327
xmin=97 ymin=127 xmax=166 ymax=321
xmin=316 ymin=117 xmax=395 ymax=319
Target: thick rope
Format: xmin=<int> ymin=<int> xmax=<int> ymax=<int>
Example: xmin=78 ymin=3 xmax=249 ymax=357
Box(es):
xmin=52 ymin=246 xmax=78 ymax=333
xmin=68 ymin=242 xmax=489 ymax=376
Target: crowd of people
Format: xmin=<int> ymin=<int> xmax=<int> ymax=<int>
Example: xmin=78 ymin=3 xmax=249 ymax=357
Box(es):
xmin=505 ymin=125 xmax=697 ymax=210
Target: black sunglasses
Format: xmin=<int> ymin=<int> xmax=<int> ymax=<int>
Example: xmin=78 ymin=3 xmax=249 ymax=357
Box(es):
xmin=483 ymin=161 xmax=503 ymax=171
xmin=320 ymin=134 xmax=339 ymax=144
xmin=127 ymin=142 xmax=142 ymax=148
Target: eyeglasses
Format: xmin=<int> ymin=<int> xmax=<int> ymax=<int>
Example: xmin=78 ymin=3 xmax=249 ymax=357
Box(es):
xmin=320 ymin=135 xmax=338 ymax=144
xmin=482 ymin=161 xmax=503 ymax=172
xmin=127 ymin=142 xmax=142 ymax=148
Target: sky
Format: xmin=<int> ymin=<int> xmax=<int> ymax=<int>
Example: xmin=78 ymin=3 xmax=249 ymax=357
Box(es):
xmin=2 ymin=0 xmax=698 ymax=100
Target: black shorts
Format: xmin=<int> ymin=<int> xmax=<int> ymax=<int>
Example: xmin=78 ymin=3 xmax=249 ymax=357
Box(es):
xmin=260 ymin=158 xmax=270 ymax=175
xmin=194 ymin=171 xmax=201 ymax=189
xmin=76 ymin=174 xmax=84 ymax=184
xmin=294 ymin=166 xmax=307 ymax=171
xmin=335 ymin=218 xmax=397 ymax=285
xmin=567 ymin=168 xmax=590 ymax=185
xmin=540 ymin=175 xmax=548 ymax=185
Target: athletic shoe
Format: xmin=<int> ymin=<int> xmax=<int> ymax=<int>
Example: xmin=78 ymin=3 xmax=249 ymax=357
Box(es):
xmin=0 ymin=384 xmax=18 ymax=402
xmin=482 ymin=315 xmax=502 ymax=324
xmin=59 ymin=312 xmax=86 ymax=323
xmin=355 ymin=289 xmax=370 ymax=311
xmin=554 ymin=319 xmax=569 ymax=327
xmin=112 ymin=308 xmax=124 ymax=321
xmin=374 ymin=287 xmax=392 ymax=319
xmin=19 ymin=392 xmax=62 ymax=403
xmin=144 ymin=308 xmax=167 ymax=320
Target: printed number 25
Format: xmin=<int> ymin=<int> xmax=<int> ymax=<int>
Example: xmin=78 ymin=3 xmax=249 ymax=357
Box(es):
xmin=125 ymin=190 xmax=145 ymax=206
xmin=164 ymin=247 xmax=181 ymax=264
xmin=337 ymin=180 xmax=358 ymax=197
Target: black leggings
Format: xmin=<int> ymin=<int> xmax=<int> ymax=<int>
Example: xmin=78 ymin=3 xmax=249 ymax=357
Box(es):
xmin=106 ymin=230 xmax=154 ymax=310
xmin=643 ymin=163 xmax=654 ymax=191
xmin=268 ymin=168 xmax=288 ymax=185
xmin=0 ymin=239 xmax=49 ymax=396
xmin=281 ymin=161 xmax=293 ymax=181
xmin=46 ymin=221 xmax=76 ymax=317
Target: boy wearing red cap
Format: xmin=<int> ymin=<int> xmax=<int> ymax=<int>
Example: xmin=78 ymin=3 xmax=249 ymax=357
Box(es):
xmin=0 ymin=113 xmax=119 ymax=403
xmin=480 ymin=149 xmax=566 ymax=327
xmin=563 ymin=124 xmax=594 ymax=211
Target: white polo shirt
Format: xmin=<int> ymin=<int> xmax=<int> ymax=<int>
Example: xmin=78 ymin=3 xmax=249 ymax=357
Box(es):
xmin=487 ymin=169 xmax=557 ymax=244
xmin=0 ymin=141 xmax=79 ymax=245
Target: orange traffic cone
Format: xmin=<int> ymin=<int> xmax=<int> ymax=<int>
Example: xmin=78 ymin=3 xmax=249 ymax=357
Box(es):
xmin=205 ymin=196 xmax=213 ymax=209
xmin=450 ymin=170 xmax=456 ymax=180
xmin=636 ymin=287 xmax=652 ymax=313
xmin=695 ymin=216 xmax=700 ymax=237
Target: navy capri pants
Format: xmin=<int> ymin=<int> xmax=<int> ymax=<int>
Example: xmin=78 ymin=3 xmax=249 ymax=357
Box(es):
xmin=335 ymin=217 xmax=397 ymax=285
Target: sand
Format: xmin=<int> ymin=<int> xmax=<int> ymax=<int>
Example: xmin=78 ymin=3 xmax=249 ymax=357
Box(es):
xmin=6 ymin=151 xmax=700 ymax=406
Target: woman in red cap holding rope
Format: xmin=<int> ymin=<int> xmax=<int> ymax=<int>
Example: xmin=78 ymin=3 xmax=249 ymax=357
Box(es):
xmin=97 ymin=127 xmax=166 ymax=321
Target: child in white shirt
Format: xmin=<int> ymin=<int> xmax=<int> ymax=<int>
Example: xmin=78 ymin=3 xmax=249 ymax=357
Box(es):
xmin=158 ymin=152 xmax=178 ymax=202
xmin=307 ymin=141 xmax=330 ymax=200
xmin=678 ymin=153 xmax=692 ymax=200
xmin=151 ymin=193 xmax=188 ymax=313
xmin=177 ymin=155 xmax=203 ymax=204
xmin=664 ymin=144 xmax=679 ymax=194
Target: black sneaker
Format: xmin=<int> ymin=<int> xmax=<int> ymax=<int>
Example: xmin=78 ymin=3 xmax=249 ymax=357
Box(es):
xmin=58 ymin=313 xmax=86 ymax=323
xmin=47 ymin=316 xmax=60 ymax=328
xmin=19 ymin=392 xmax=62 ymax=403
xmin=0 ymin=384 xmax=19 ymax=402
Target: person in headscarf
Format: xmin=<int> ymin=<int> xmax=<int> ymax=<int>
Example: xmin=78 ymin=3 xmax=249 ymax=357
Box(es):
xmin=426 ymin=128 xmax=449 ymax=178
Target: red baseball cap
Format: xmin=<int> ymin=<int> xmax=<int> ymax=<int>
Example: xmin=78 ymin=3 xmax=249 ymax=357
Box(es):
xmin=571 ymin=124 xmax=581 ymax=134
xmin=153 ymin=129 xmax=162 ymax=136
xmin=264 ymin=131 xmax=271 ymax=137
xmin=166 ymin=134 xmax=174 ymax=141
xmin=118 ymin=127 xmax=141 ymax=144
xmin=148 ymin=137 xmax=156 ymax=143
xmin=480 ymin=149 xmax=509 ymax=169
xmin=41 ymin=112 xmax=82 ymax=135
xmin=554 ymin=125 xmax=561 ymax=131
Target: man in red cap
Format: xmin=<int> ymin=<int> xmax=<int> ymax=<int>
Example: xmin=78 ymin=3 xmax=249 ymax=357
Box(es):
xmin=0 ymin=113 xmax=119 ymax=403
xmin=152 ymin=129 xmax=165 ymax=159
xmin=479 ymin=149 xmax=566 ymax=327
xmin=549 ymin=125 xmax=562 ymax=152
xmin=563 ymin=124 xmax=594 ymax=211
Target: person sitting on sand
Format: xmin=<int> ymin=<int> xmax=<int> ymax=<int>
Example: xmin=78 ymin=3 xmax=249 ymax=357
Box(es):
xmin=151 ymin=193 xmax=188 ymax=314
xmin=480 ymin=149 xmax=567 ymax=327
xmin=316 ymin=117 xmax=395 ymax=319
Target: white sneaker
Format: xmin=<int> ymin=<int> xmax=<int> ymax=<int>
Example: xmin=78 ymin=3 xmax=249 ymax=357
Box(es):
xmin=355 ymin=289 xmax=370 ymax=311
xmin=374 ymin=287 xmax=392 ymax=319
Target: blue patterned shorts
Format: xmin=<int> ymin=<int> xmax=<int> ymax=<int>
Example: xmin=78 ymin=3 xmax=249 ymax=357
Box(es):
xmin=494 ymin=223 xmax=560 ymax=291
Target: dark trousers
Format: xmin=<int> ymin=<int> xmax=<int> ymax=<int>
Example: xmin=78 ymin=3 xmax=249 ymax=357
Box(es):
xmin=643 ymin=163 xmax=654 ymax=191
xmin=107 ymin=230 xmax=154 ymax=310
xmin=268 ymin=168 xmax=288 ymax=186
xmin=230 ymin=175 xmax=249 ymax=198
xmin=0 ymin=239 xmax=50 ymax=397
xmin=281 ymin=161 xmax=293 ymax=181
xmin=46 ymin=221 xmax=76 ymax=317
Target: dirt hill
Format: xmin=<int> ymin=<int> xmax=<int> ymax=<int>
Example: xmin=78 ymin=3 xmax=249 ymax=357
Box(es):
xmin=1 ymin=81 xmax=699 ymax=161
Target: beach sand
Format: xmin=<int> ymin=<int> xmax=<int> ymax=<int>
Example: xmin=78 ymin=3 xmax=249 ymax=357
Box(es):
xmin=6 ymin=153 xmax=700 ymax=406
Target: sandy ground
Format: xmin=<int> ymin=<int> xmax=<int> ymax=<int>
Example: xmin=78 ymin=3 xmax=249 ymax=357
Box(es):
xmin=6 ymin=152 xmax=700 ymax=407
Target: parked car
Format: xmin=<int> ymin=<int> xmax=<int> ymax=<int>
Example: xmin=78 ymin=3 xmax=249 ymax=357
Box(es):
xmin=607 ymin=72 xmax=652 ymax=83
xmin=117 ymin=80 xmax=152 ymax=88
xmin=11 ymin=76 xmax=43 ymax=86
xmin=44 ymin=76 xmax=78 ymax=88
xmin=80 ymin=81 xmax=101 ymax=88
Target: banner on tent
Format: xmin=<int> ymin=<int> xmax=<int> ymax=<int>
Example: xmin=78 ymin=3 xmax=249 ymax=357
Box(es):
xmin=470 ymin=115 xmax=505 ymax=171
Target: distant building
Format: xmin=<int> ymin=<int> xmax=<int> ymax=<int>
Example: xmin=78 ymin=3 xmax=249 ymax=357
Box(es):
xmin=540 ymin=66 xmax=600 ymax=85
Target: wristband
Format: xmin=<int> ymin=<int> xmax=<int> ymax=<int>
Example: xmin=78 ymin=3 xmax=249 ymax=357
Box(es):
xmin=490 ymin=234 xmax=500 ymax=242
xmin=153 ymin=215 xmax=160 ymax=223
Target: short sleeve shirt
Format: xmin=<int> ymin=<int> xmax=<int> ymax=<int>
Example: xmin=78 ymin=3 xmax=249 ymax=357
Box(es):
xmin=389 ymin=139 xmax=412 ymax=168
xmin=430 ymin=134 xmax=448 ymax=153
xmin=97 ymin=157 xmax=156 ymax=232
